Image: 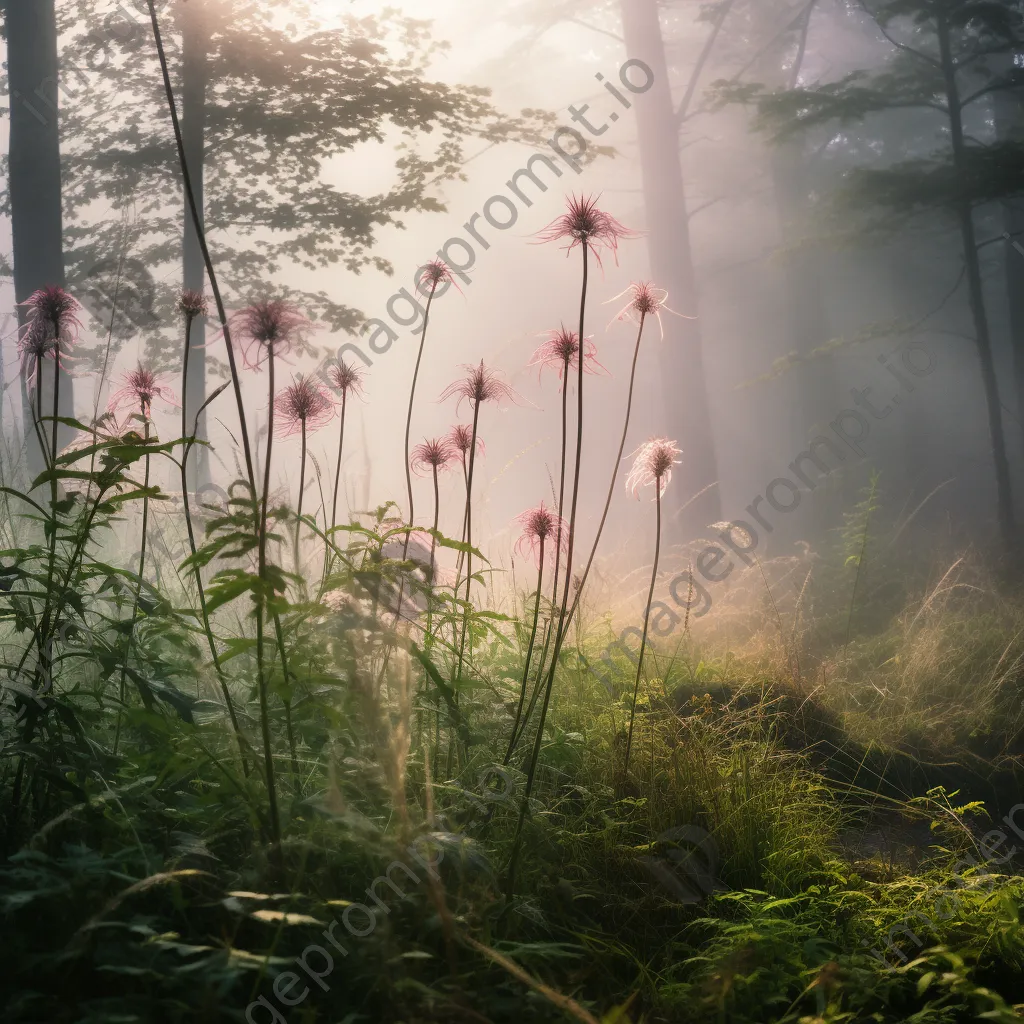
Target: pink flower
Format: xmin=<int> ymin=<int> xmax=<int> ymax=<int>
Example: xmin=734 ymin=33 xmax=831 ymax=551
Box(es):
xmin=527 ymin=325 xmax=607 ymax=384
xmin=328 ymin=358 xmax=366 ymax=398
xmin=416 ymin=258 xmax=463 ymax=297
xmin=605 ymin=281 xmax=692 ymax=341
xmin=535 ymin=193 xmax=638 ymax=268
xmin=177 ymin=289 xmax=208 ymax=320
xmin=274 ymin=375 xmax=336 ymax=438
xmin=439 ymin=360 xmax=520 ymax=413
xmin=229 ymin=300 xmax=314 ymax=371
xmin=513 ymin=501 xmax=569 ymax=568
xmin=626 ymin=438 xmax=682 ymax=499
xmin=108 ymin=364 xmax=179 ymax=418
xmin=447 ymin=423 xmax=485 ymax=462
xmin=17 ymin=286 xmax=82 ymax=383
xmin=410 ymin=437 xmax=457 ymax=477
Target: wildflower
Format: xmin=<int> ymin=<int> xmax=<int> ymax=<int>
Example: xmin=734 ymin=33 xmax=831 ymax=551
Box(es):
xmin=17 ymin=286 xmax=82 ymax=383
xmin=108 ymin=364 xmax=179 ymax=418
xmin=416 ymin=258 xmax=462 ymax=297
xmin=536 ymin=193 xmax=638 ymax=268
xmin=513 ymin=501 xmax=569 ymax=568
xmin=410 ymin=437 xmax=457 ymax=477
xmin=328 ymin=358 xmax=366 ymax=398
xmin=440 ymin=360 xmax=520 ymax=413
xmin=177 ymin=289 xmax=208 ymax=320
xmin=626 ymin=438 xmax=682 ymax=498
xmin=528 ymin=326 xmax=606 ymax=383
xmin=229 ymin=299 xmax=313 ymax=371
xmin=605 ymin=281 xmax=691 ymax=340
xmin=447 ymin=423 xmax=485 ymax=462
xmin=274 ymin=375 xmax=335 ymax=438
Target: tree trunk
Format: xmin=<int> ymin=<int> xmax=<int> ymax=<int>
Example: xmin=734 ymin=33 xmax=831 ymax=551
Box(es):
xmin=181 ymin=0 xmax=209 ymax=492
xmin=618 ymin=0 xmax=721 ymax=539
xmin=993 ymin=58 xmax=1024 ymax=486
xmin=6 ymin=0 xmax=74 ymax=476
xmin=936 ymin=13 xmax=1016 ymax=552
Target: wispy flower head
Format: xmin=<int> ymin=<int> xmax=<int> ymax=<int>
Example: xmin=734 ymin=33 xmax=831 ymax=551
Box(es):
xmin=177 ymin=289 xmax=208 ymax=320
xmin=274 ymin=375 xmax=336 ymax=438
xmin=229 ymin=299 xmax=313 ymax=371
xmin=626 ymin=438 xmax=682 ymax=498
xmin=606 ymin=281 xmax=691 ymax=340
xmin=416 ymin=258 xmax=462 ymax=296
xmin=447 ymin=423 xmax=485 ymax=461
xmin=108 ymin=364 xmax=179 ymax=418
xmin=513 ymin=501 xmax=569 ymax=568
xmin=439 ymin=360 xmax=519 ymax=412
xmin=528 ymin=326 xmax=606 ymax=384
xmin=17 ymin=286 xmax=82 ymax=383
xmin=328 ymin=358 xmax=366 ymax=398
xmin=536 ymin=193 xmax=638 ymax=268
xmin=410 ymin=437 xmax=457 ymax=477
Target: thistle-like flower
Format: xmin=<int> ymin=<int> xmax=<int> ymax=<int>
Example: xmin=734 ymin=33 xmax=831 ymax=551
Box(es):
xmin=447 ymin=423 xmax=485 ymax=462
xmin=328 ymin=358 xmax=366 ymax=398
xmin=108 ymin=364 xmax=180 ymax=418
xmin=440 ymin=360 xmax=520 ymax=412
xmin=177 ymin=289 xmax=209 ymax=321
xmin=606 ymin=281 xmax=691 ymax=340
xmin=410 ymin=437 xmax=457 ymax=477
xmin=513 ymin=501 xmax=569 ymax=568
xmin=229 ymin=299 xmax=313 ymax=371
xmin=536 ymin=193 xmax=638 ymax=268
xmin=274 ymin=375 xmax=336 ymax=438
xmin=416 ymin=258 xmax=462 ymax=296
xmin=528 ymin=326 xmax=606 ymax=383
xmin=17 ymin=286 xmax=82 ymax=382
xmin=626 ymin=438 xmax=682 ymax=498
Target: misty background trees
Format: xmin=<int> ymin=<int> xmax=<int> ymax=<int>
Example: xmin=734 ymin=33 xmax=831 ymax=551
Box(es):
xmin=3 ymin=0 xmax=1024 ymax=570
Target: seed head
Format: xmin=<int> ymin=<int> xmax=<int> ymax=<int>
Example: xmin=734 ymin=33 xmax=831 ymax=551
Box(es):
xmin=514 ymin=501 xmax=569 ymax=568
xmin=17 ymin=286 xmax=82 ymax=383
xmin=605 ymin=281 xmax=692 ymax=340
xmin=108 ymin=364 xmax=179 ymax=418
xmin=410 ymin=437 xmax=457 ymax=477
xmin=328 ymin=358 xmax=366 ymax=398
xmin=447 ymin=423 xmax=485 ymax=461
xmin=177 ymin=289 xmax=209 ymax=320
xmin=528 ymin=326 xmax=606 ymax=385
xmin=274 ymin=375 xmax=336 ymax=438
xmin=535 ymin=193 xmax=638 ymax=268
xmin=416 ymin=258 xmax=462 ymax=297
xmin=626 ymin=438 xmax=682 ymax=499
xmin=439 ymin=360 xmax=520 ymax=412
xmin=230 ymin=299 xmax=314 ymax=370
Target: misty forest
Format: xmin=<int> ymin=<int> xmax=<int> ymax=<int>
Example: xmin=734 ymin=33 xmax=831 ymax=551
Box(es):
xmin=6 ymin=0 xmax=1024 ymax=1021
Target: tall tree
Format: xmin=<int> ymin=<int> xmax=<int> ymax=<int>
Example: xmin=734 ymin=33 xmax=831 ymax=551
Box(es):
xmin=751 ymin=0 xmax=1024 ymax=555
xmin=619 ymin=0 xmax=722 ymax=536
xmin=4 ymin=0 xmax=75 ymax=474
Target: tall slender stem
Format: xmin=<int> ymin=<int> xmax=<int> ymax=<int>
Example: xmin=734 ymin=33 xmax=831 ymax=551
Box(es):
xmin=113 ymin=415 xmax=152 ymax=756
xmin=256 ymin=350 xmax=282 ymax=851
xmin=506 ymin=244 xmax=589 ymax=900
xmin=504 ymin=539 xmax=544 ymax=765
xmin=425 ymin=463 xmax=441 ymax=645
xmin=565 ymin=314 xmax=647 ymax=629
xmin=295 ymin=420 xmax=307 ymax=574
xmin=622 ymin=486 xmax=662 ymax=785
xmin=330 ymin=390 xmax=348 ymax=537
xmin=403 ymin=286 xmax=437 ymax=556
xmin=454 ymin=401 xmax=482 ymax=689
xmin=179 ymin=313 xmax=247 ymax=773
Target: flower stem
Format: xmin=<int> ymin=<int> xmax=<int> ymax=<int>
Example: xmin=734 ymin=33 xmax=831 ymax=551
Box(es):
xmin=622 ymin=485 xmax=662 ymax=786
xmin=454 ymin=400 xmax=482 ymax=691
xmin=403 ymin=285 xmax=436 ymax=557
xmin=330 ymin=390 xmax=348 ymax=539
xmin=565 ymin=314 xmax=647 ymax=629
xmin=113 ymin=416 xmax=152 ymax=756
xmin=504 ymin=538 xmax=544 ymax=765
xmin=295 ymin=419 xmax=307 ymax=574
xmin=506 ymin=244 xmax=589 ymax=901
xmin=180 ymin=312 xmax=248 ymax=773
